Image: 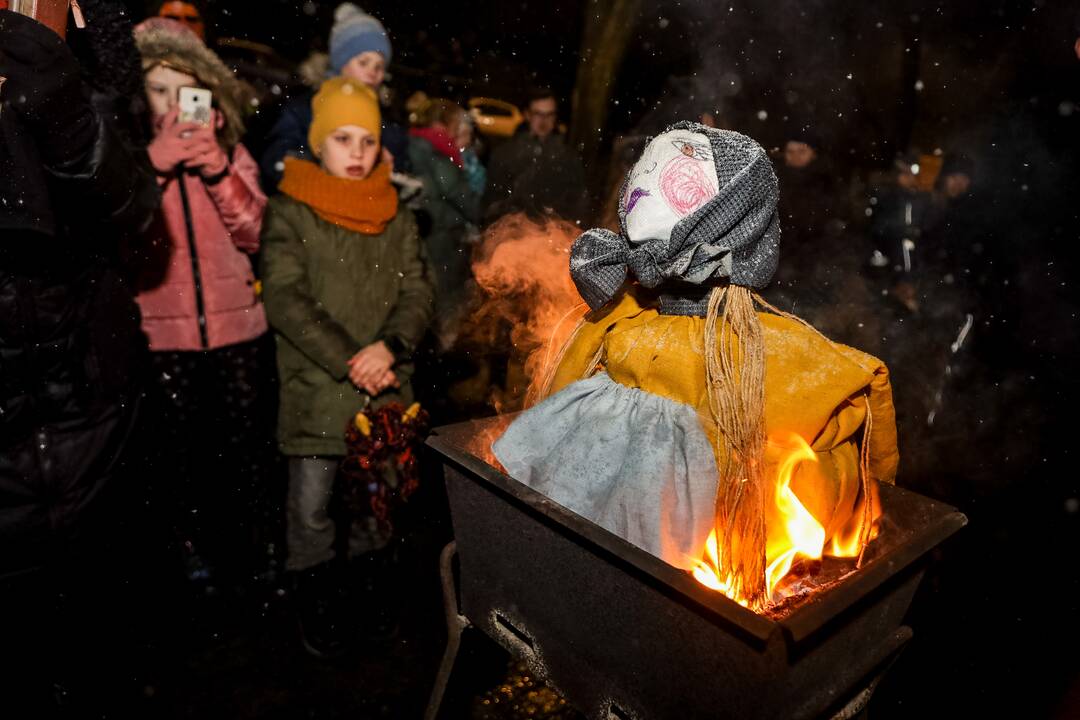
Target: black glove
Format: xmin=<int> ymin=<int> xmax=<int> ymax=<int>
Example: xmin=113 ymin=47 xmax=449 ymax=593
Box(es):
xmin=0 ymin=10 xmax=96 ymax=167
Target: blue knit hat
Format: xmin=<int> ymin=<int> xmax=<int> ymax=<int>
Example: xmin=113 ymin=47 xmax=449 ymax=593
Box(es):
xmin=329 ymin=3 xmax=392 ymax=76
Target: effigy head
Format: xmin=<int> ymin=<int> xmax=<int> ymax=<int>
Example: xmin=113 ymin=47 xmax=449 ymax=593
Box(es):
xmin=571 ymin=122 xmax=780 ymax=312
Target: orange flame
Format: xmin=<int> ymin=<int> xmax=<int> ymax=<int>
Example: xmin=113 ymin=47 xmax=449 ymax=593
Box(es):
xmin=826 ymin=476 xmax=881 ymax=559
xmin=764 ymin=435 xmax=825 ymax=594
xmin=827 ymin=517 xmax=864 ymax=558
xmin=465 ymin=214 xmax=585 ymax=413
xmin=690 ymin=527 xmax=744 ymax=606
xmin=691 ymin=434 xmax=835 ymax=607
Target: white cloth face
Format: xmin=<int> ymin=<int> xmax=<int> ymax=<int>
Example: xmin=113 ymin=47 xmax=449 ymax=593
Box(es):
xmin=623 ymin=130 xmax=720 ymax=244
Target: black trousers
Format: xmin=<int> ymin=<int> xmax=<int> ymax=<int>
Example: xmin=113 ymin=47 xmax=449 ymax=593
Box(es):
xmin=147 ymin=334 xmax=280 ymax=585
xmin=0 ymin=395 xmax=182 ymax=717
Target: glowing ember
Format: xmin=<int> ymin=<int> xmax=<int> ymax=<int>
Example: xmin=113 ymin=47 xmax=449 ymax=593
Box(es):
xmin=692 ymin=433 xmax=877 ymax=608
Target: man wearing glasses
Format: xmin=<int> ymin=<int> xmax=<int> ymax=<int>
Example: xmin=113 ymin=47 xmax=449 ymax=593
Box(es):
xmin=484 ymin=86 xmax=587 ymax=223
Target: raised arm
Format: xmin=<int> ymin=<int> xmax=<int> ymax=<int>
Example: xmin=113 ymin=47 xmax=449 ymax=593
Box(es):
xmin=205 ymin=144 xmax=267 ymax=253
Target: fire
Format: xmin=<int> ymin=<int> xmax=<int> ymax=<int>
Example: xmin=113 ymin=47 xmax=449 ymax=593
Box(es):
xmin=690 ymin=527 xmax=743 ymax=605
xmin=463 ymin=214 xmax=586 ymax=412
xmin=764 ymin=435 xmax=825 ymax=593
xmin=828 ymin=517 xmax=864 ymax=558
xmin=827 ymin=477 xmax=881 ymax=559
xmin=692 ymin=433 xmax=874 ymax=607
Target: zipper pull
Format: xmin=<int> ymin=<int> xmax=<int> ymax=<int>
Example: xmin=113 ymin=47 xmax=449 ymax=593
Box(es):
xmin=70 ymin=0 xmax=87 ymax=29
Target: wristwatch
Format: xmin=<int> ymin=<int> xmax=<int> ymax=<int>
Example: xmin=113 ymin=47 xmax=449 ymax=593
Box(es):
xmin=379 ymin=334 xmax=410 ymax=360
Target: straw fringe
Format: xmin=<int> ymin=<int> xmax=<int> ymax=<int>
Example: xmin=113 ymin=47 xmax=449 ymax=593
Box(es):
xmin=705 ymin=286 xmax=769 ymax=608
xmin=856 ymin=395 xmax=874 ymax=569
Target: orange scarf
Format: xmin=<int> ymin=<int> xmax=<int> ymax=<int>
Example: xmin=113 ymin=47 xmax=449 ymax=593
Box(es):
xmin=279 ymin=157 xmax=398 ymax=234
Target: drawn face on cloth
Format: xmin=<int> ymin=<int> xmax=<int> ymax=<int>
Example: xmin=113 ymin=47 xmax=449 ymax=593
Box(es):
xmin=623 ymin=130 xmax=720 ymax=244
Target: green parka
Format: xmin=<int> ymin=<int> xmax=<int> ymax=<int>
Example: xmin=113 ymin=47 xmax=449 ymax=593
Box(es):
xmin=260 ymin=196 xmax=435 ymax=456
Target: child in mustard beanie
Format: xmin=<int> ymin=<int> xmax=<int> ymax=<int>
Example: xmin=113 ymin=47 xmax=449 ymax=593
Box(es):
xmin=307 ymin=76 xmax=382 ymax=154
xmin=260 ymin=76 xmax=434 ymax=658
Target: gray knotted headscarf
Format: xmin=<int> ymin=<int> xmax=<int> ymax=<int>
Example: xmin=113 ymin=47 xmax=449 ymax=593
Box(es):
xmin=570 ymin=122 xmax=780 ymax=315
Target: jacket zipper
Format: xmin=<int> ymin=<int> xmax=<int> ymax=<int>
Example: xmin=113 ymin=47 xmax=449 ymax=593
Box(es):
xmin=177 ymin=171 xmax=209 ymax=348
xmin=15 ymin=276 xmax=59 ymax=527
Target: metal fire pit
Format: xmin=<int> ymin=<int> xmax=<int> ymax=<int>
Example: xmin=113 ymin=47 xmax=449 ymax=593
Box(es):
xmin=424 ymin=417 xmax=966 ymax=720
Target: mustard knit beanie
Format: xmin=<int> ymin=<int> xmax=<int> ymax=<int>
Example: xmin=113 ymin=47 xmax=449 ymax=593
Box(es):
xmin=309 ymin=76 xmax=382 ymax=155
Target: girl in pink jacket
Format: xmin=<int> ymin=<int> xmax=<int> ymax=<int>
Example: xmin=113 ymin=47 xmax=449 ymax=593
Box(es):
xmin=133 ymin=18 xmax=272 ymax=591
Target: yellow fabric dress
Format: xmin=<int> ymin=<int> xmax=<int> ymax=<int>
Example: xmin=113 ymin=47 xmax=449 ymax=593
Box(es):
xmin=494 ymin=288 xmax=899 ymax=571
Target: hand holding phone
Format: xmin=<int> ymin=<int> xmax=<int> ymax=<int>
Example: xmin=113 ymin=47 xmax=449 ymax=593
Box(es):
xmin=148 ymin=106 xmax=208 ymax=173
xmin=178 ymin=86 xmax=213 ymax=128
xmin=175 ymin=104 xmax=229 ymax=180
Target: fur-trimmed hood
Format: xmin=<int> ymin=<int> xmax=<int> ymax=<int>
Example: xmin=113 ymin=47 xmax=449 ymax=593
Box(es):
xmin=134 ymin=17 xmax=246 ymax=149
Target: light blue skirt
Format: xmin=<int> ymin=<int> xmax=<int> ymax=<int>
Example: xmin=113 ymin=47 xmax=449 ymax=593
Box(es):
xmin=493 ymin=373 xmax=719 ymax=570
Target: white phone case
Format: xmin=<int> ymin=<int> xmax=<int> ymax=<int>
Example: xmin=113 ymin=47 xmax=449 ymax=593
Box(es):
xmin=178 ymin=87 xmax=213 ymax=127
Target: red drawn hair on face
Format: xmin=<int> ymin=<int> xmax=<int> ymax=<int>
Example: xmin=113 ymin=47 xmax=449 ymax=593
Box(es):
xmin=659 ymin=156 xmax=717 ymax=217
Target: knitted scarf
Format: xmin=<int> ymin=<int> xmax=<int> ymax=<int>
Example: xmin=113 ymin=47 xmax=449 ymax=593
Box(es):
xmin=409 ymin=126 xmax=463 ymax=168
xmin=279 ymin=157 xmax=398 ymax=234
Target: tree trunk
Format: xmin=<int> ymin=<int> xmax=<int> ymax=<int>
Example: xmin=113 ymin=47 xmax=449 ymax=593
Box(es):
xmin=570 ymin=0 xmax=642 ymax=170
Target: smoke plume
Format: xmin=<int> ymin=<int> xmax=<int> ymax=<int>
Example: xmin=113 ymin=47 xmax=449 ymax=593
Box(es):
xmin=465 ymin=213 xmax=586 ymax=412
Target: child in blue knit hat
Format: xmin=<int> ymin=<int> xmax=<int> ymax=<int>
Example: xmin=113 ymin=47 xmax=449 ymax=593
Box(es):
xmin=261 ymin=3 xmax=411 ymax=186
xmin=329 ymin=3 xmax=392 ymax=83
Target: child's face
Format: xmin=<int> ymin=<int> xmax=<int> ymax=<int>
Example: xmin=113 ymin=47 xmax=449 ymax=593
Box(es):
xmin=341 ymin=51 xmax=386 ymax=90
xmin=145 ymin=65 xmax=201 ymax=128
xmin=320 ymin=124 xmax=380 ymax=179
xmin=623 ymin=130 xmax=719 ymax=243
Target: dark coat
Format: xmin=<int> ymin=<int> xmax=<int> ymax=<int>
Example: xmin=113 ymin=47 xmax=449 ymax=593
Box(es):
xmin=482 ymin=131 xmax=587 ymax=223
xmin=0 ymin=104 xmax=160 ymax=579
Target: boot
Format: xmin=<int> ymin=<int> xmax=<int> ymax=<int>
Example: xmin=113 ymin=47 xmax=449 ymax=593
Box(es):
xmin=293 ymin=562 xmax=351 ymax=659
xmin=348 ymin=545 xmax=401 ymax=641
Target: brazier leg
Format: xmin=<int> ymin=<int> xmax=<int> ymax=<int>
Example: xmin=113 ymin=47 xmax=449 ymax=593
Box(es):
xmin=424 ymin=541 xmax=470 ymax=720
xmin=827 ymin=626 xmax=912 ymax=720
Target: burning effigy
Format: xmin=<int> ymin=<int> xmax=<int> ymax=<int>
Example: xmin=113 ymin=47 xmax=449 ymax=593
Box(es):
xmin=492 ymin=122 xmax=899 ymax=612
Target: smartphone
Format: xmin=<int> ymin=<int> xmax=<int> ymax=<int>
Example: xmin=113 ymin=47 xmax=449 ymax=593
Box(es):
xmin=178 ymin=87 xmax=213 ymax=127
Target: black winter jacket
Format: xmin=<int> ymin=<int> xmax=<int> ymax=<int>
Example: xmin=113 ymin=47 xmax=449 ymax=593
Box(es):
xmin=0 ymin=96 xmax=159 ymax=579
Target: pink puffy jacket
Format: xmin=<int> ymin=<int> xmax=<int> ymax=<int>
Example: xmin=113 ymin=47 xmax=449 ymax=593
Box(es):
xmin=135 ymin=144 xmax=269 ymax=351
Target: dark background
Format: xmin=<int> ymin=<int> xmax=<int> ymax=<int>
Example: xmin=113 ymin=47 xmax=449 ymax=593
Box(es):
xmin=126 ymin=0 xmax=1080 ymax=717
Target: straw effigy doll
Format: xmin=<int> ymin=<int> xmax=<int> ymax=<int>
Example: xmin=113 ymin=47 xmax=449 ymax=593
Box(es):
xmin=493 ymin=122 xmax=900 ymax=609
